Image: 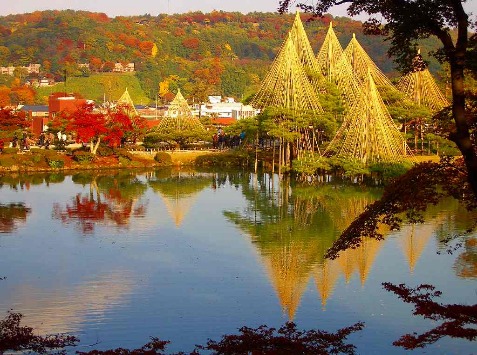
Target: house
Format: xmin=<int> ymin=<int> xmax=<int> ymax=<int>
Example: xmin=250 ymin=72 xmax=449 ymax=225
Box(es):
xmin=0 ymin=63 xmax=40 ymax=76
xmin=48 ymin=93 xmax=87 ymax=121
xmin=113 ymin=62 xmax=135 ymax=73
xmin=191 ymin=96 xmax=258 ymax=125
xmin=18 ymin=105 xmax=49 ymax=136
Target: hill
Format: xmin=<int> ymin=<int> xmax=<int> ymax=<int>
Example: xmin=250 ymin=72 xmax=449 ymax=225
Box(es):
xmin=35 ymin=73 xmax=150 ymax=105
xmin=0 ymin=10 xmax=446 ymax=103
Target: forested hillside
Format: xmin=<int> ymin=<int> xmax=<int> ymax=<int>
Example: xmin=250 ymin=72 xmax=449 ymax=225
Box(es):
xmin=0 ymin=10 xmax=445 ymax=104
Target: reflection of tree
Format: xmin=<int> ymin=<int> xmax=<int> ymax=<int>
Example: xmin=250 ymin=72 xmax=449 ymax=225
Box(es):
xmin=53 ymin=171 xmax=147 ymax=233
xmin=148 ymin=168 xmax=212 ymax=227
xmin=325 ymin=160 xmax=477 ymax=260
xmin=383 ymin=283 xmax=477 ymax=349
xmin=0 ymin=203 xmax=31 ymax=233
xmin=0 ymin=173 xmax=65 ymax=191
xmin=224 ymin=173 xmax=383 ymax=318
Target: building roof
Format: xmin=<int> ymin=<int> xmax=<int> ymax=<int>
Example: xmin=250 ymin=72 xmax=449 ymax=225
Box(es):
xmin=19 ymin=105 xmax=49 ymax=112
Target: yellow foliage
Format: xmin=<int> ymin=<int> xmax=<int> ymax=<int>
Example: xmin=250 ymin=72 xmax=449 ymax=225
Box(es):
xmin=159 ymin=81 xmax=169 ymax=98
xmin=151 ymin=43 xmax=158 ymax=58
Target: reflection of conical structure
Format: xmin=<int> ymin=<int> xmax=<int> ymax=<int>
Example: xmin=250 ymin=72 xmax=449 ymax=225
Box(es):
xmin=263 ymin=242 xmax=312 ymax=320
xmin=342 ymin=34 xmax=399 ymax=96
xmin=251 ymin=33 xmax=323 ymax=113
xmin=148 ymin=171 xmax=211 ymax=227
xmin=224 ymin=180 xmax=329 ymax=320
xmin=398 ymin=223 xmax=435 ymax=273
xmin=316 ymin=185 xmax=385 ymax=286
xmin=314 ymin=258 xmax=340 ymax=307
xmin=336 ymin=236 xmax=383 ymax=286
xmin=161 ymin=193 xmax=197 ymax=227
xmin=158 ymin=89 xmax=205 ymax=132
xmin=117 ymin=87 xmax=138 ymax=116
xmin=289 ymin=12 xmax=324 ymax=92
xmin=325 ymin=72 xmax=411 ymax=163
xmin=397 ymin=50 xmax=449 ymax=111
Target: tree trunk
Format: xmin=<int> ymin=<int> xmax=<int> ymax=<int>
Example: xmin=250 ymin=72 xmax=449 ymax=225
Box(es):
xmin=449 ymin=57 xmax=477 ymax=195
xmin=91 ymin=137 xmax=101 ymax=155
xmin=440 ymin=2 xmax=477 ymax=196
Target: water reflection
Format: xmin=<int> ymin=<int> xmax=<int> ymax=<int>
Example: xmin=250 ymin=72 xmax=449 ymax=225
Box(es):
xmin=0 ymin=169 xmax=475 ymax=353
xmin=52 ymin=171 xmax=148 ymax=233
xmin=0 ymin=172 xmax=65 ymax=190
xmin=10 ymin=271 xmax=135 ymax=335
xmin=0 ymin=203 xmax=31 ymax=233
xmin=223 ymin=172 xmax=477 ymax=317
xmin=223 ymin=173 xmax=384 ymax=317
xmin=148 ymin=168 xmax=212 ymax=227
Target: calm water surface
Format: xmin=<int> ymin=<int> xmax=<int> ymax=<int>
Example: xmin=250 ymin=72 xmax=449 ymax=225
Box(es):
xmin=0 ymin=169 xmax=475 ymax=354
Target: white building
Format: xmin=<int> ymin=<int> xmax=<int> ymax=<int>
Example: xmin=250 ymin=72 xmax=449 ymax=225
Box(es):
xmin=192 ymin=96 xmax=258 ymax=120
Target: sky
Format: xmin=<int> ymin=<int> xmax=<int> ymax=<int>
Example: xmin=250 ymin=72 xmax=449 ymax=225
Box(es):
xmin=1 ymin=1 xmax=475 ymax=20
xmin=0 ymin=0 xmax=357 ymax=18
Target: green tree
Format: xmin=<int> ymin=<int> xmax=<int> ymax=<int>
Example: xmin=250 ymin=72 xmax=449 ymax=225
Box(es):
xmin=279 ymin=0 xmax=477 ymax=195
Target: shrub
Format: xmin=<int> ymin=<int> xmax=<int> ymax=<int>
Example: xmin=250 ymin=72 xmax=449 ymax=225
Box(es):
xmin=370 ymin=161 xmax=413 ymax=181
xmin=46 ymin=157 xmax=65 ymax=169
xmin=2 ymin=147 xmax=18 ymax=154
xmin=0 ymin=156 xmax=16 ymax=167
xmin=31 ymin=154 xmax=42 ymax=164
xmin=96 ymin=145 xmax=115 ymax=157
xmin=143 ymin=133 xmax=163 ymax=149
xmin=72 ymin=151 xmax=95 ymax=164
xmin=113 ymin=148 xmax=133 ymax=161
xmin=194 ymin=152 xmax=251 ymax=168
xmin=118 ymin=156 xmax=131 ymax=165
xmin=154 ymin=152 xmax=172 ymax=166
xmin=293 ymin=154 xmax=331 ymax=176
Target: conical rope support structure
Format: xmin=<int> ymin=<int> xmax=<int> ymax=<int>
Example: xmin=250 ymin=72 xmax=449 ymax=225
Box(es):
xmin=397 ymin=51 xmax=449 ymax=112
xmin=157 ymin=89 xmax=205 ymax=132
xmin=324 ymin=71 xmax=412 ymax=164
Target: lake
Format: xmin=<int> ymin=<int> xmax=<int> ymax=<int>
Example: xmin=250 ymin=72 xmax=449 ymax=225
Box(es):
xmin=0 ymin=168 xmax=475 ymax=354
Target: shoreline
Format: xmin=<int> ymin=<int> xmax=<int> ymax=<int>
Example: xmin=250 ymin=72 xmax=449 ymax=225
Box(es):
xmin=0 ymin=149 xmax=223 ymax=173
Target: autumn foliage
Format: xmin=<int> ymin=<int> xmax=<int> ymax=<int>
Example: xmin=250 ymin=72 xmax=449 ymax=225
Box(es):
xmin=64 ymin=103 xmax=146 ymax=154
xmin=0 ymin=108 xmax=29 ymax=139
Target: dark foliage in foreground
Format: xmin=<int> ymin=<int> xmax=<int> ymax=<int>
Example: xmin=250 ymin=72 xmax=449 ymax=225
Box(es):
xmin=383 ymin=283 xmax=477 ymax=349
xmin=195 ymin=321 xmax=364 ymax=355
xmin=0 ymin=311 xmax=78 ymax=354
xmin=76 ymin=338 xmax=173 ymax=355
xmin=0 ymin=312 xmax=363 ymax=355
xmin=325 ymin=158 xmax=477 ymax=260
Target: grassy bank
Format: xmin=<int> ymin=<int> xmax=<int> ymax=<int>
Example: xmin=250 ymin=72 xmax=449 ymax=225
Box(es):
xmin=35 ymin=73 xmax=150 ymax=104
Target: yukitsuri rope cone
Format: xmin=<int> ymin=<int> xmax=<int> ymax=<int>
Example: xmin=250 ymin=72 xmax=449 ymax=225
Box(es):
xmin=251 ymin=33 xmax=323 ymax=113
xmin=288 ymin=12 xmax=324 ymax=93
xmin=316 ymin=22 xmax=361 ymax=105
xmin=158 ymin=89 xmax=205 ymax=132
xmin=397 ymin=49 xmax=449 ymax=112
xmin=117 ymin=87 xmax=138 ymax=116
xmin=250 ymin=31 xmax=324 ymax=157
xmin=341 ymin=33 xmax=401 ymax=99
xmin=325 ymin=71 xmax=412 ymax=164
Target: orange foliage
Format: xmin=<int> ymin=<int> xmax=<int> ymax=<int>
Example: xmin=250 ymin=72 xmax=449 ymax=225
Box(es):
xmin=0 ymin=87 xmax=10 ymax=107
xmin=11 ymin=86 xmax=35 ymax=105
xmin=174 ymin=28 xmax=186 ymax=37
xmin=139 ymin=41 xmax=154 ymax=54
xmin=182 ymin=37 xmax=200 ymax=50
